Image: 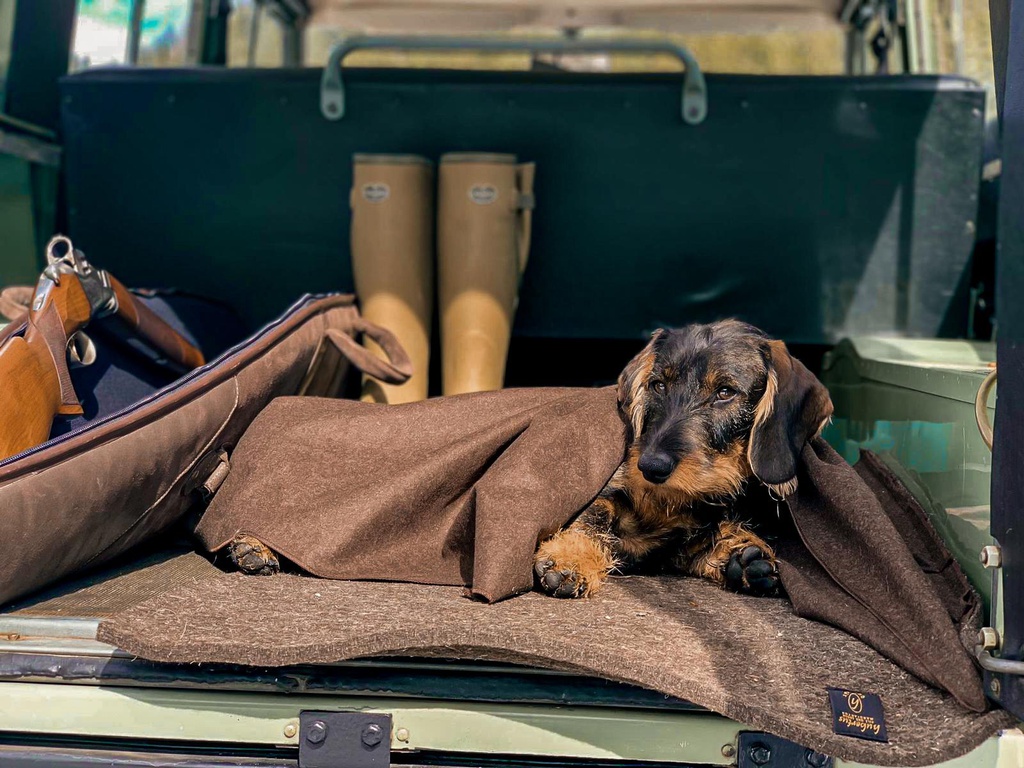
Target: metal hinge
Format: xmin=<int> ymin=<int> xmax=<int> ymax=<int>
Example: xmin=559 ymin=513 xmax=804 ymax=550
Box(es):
xmin=298 ymin=711 xmax=392 ymax=768
xmin=738 ymin=731 xmax=832 ymax=767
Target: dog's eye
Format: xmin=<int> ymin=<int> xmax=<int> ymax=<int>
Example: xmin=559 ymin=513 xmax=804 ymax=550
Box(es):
xmin=716 ymin=387 xmax=737 ymax=402
xmin=650 ymin=380 xmax=666 ymax=395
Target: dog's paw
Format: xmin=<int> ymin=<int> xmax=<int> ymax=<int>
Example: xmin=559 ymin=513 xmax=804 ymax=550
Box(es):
xmin=724 ymin=545 xmax=779 ymax=597
xmin=534 ymin=558 xmax=589 ymax=598
xmin=533 ymin=531 xmax=614 ymax=598
xmin=227 ymin=535 xmax=280 ymax=576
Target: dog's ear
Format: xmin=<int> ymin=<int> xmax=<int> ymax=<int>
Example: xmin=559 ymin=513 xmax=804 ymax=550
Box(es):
xmin=616 ymin=329 xmax=665 ymax=438
xmin=747 ymin=340 xmax=833 ymax=497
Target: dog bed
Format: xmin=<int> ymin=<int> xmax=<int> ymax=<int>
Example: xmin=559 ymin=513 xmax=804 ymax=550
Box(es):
xmin=190 ymin=390 xmax=983 ymax=706
xmin=90 ymin=386 xmax=1010 ymax=765
xmin=95 ymin=567 xmax=1014 ymax=767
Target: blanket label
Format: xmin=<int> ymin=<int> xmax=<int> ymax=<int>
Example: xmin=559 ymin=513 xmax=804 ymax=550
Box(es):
xmin=828 ymin=687 xmax=888 ymax=742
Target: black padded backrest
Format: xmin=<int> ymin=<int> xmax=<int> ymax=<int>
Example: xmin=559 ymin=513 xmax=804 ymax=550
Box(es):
xmin=60 ymin=68 xmax=985 ymax=342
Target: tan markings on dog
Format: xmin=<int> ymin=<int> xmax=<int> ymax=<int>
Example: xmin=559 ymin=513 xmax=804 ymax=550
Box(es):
xmin=686 ymin=521 xmax=775 ymax=586
xmin=535 ymin=527 xmax=617 ymax=597
xmin=662 ymin=365 xmax=677 ymax=381
xmin=602 ymin=444 xmax=752 ymax=562
xmin=747 ymin=365 xmax=791 ymax=494
xmin=621 ymin=442 xmax=750 ymax=512
xmin=752 ymin=367 xmax=779 ymax=430
xmin=626 ymin=350 xmax=655 ymax=437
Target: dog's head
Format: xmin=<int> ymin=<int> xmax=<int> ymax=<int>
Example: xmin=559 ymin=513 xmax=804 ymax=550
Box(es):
xmin=616 ymin=320 xmax=833 ymax=501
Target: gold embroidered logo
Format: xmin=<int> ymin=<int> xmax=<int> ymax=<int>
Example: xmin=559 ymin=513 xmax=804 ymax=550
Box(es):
xmin=828 ymin=687 xmax=888 ymax=742
xmin=846 ymin=692 xmax=863 ymax=713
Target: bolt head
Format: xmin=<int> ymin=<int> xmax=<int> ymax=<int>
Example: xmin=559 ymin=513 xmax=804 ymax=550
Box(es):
xmin=750 ymin=743 xmax=772 ymax=765
xmin=395 ymin=727 xmax=410 ymax=743
xmin=981 ymin=545 xmax=1002 ymax=568
xmin=721 ymin=743 xmax=737 ymax=758
xmin=806 ymin=750 xmax=829 ymax=767
xmin=361 ymin=723 xmax=384 ymax=747
xmin=991 ymin=677 xmax=1002 ymax=696
xmin=283 ymin=723 xmax=297 ymax=739
xmin=306 ymin=721 xmax=328 ymax=744
xmin=979 ymin=627 xmax=1001 ymax=651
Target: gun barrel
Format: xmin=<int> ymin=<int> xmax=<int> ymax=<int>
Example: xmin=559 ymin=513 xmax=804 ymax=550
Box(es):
xmin=108 ymin=276 xmax=205 ymax=369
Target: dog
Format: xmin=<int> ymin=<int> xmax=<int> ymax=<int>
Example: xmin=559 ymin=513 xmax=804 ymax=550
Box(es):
xmin=533 ymin=320 xmax=833 ymax=599
xmin=222 ymin=319 xmax=833 ymax=599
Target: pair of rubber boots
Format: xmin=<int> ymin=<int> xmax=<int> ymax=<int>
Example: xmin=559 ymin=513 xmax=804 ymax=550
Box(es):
xmin=350 ymin=153 xmax=535 ymax=403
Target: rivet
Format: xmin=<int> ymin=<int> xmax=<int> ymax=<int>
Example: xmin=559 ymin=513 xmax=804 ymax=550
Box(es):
xmin=361 ymin=723 xmax=384 ymax=748
xmin=981 ymin=545 xmax=1002 ymax=568
xmin=283 ymin=722 xmax=297 ymax=738
xmin=306 ymin=720 xmax=328 ymax=744
xmin=396 ymin=727 xmax=410 ymax=743
xmin=721 ymin=743 xmax=736 ymax=757
xmin=966 ymin=220 xmax=976 ymax=235
xmin=991 ymin=678 xmax=1002 ymax=696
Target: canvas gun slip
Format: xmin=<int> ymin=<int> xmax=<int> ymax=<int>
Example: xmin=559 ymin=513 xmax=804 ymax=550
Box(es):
xmin=0 ymin=235 xmax=206 ymax=462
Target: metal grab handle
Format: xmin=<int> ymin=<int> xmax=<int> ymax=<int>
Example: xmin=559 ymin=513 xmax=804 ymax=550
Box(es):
xmin=320 ymin=34 xmax=708 ymax=125
xmin=976 ymin=367 xmax=997 ymax=451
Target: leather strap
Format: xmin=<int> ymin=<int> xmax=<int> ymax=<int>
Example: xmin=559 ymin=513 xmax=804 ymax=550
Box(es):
xmin=326 ymin=318 xmax=414 ymax=385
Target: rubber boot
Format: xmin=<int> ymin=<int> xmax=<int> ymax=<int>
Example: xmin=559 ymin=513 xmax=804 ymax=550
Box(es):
xmin=350 ymin=154 xmax=434 ymax=403
xmin=437 ymin=153 xmax=535 ymax=396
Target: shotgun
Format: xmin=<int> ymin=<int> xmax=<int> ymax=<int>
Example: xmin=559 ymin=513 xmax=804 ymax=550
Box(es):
xmin=0 ymin=235 xmax=206 ymax=461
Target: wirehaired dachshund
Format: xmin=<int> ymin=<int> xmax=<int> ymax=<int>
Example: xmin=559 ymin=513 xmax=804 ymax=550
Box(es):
xmin=223 ymin=320 xmax=833 ymax=600
xmin=533 ymin=320 xmax=833 ymax=599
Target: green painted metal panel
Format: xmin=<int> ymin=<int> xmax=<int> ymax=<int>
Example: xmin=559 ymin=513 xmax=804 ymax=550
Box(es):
xmin=61 ymin=69 xmax=984 ymax=339
xmin=0 ymin=153 xmax=46 ymax=288
xmin=0 ymin=681 xmax=738 ymax=765
xmin=821 ymin=336 xmax=996 ymax=605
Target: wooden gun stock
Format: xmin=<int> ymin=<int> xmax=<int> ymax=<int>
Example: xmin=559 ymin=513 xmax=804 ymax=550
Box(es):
xmin=0 ymin=276 xmax=91 ymax=461
xmin=0 ymin=237 xmax=207 ymax=462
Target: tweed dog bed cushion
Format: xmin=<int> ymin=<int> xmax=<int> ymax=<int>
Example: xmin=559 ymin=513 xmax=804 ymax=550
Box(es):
xmin=187 ymin=390 xmax=985 ymax=710
xmin=97 ymin=571 xmax=1015 ymax=767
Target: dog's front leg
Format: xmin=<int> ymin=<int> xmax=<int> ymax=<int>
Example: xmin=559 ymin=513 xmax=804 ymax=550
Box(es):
xmin=534 ymin=496 xmax=620 ymax=598
xmin=683 ymin=521 xmax=779 ymax=596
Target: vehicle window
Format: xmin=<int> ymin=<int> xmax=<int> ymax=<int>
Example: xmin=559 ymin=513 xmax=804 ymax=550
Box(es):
xmin=303 ymin=1 xmax=997 ymax=113
xmin=226 ymin=0 xmax=284 ymax=67
xmin=72 ymin=0 xmax=190 ymax=70
xmin=0 ymin=0 xmax=15 ymax=104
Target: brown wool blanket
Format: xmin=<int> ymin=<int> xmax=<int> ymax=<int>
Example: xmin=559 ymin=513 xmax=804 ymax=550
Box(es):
xmin=193 ymin=387 xmax=987 ymax=712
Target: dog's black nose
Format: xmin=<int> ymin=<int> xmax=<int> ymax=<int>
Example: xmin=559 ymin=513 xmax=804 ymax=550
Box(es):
xmin=637 ymin=451 xmax=676 ymax=484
